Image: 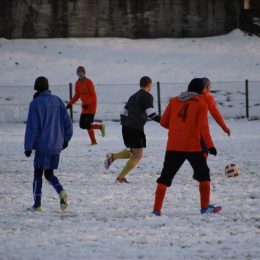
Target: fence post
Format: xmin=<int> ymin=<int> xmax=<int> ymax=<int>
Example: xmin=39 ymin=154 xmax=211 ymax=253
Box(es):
xmin=157 ymin=82 xmax=161 ymax=117
xmin=69 ymin=83 xmax=73 ymax=122
xmin=245 ymin=79 xmax=249 ymax=118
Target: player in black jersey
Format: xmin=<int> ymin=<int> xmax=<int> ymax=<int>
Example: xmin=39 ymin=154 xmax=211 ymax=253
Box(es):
xmin=104 ymin=76 xmax=161 ymax=183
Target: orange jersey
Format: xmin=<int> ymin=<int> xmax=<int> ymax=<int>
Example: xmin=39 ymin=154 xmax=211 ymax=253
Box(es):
xmin=199 ymin=90 xmax=228 ymax=131
xmin=69 ymin=77 xmax=97 ymax=114
xmin=160 ymin=94 xmax=214 ymax=152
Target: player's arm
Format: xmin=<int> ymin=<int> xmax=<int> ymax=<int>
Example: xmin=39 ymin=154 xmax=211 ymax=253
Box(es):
xmin=24 ymin=102 xmax=40 ymax=151
xmin=207 ymin=94 xmax=230 ymax=136
xmin=146 ymin=108 xmax=161 ymax=123
xmin=160 ymin=102 xmax=171 ymax=129
xmin=198 ymin=104 xmax=215 ymax=153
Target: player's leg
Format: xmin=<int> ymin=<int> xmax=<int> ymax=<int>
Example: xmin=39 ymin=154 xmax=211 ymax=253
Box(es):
xmin=116 ymin=127 xmax=144 ymax=181
xmin=92 ymin=116 xmax=106 ymax=137
xmin=153 ymin=151 xmax=185 ymax=215
xmin=193 ymin=137 xmax=208 ymax=179
xmin=45 ymin=168 xmax=69 ymax=211
xmin=104 ymin=126 xmax=134 ymax=169
xmin=28 ymin=167 xmax=43 ymax=211
xmin=80 ymin=114 xmax=97 ymax=145
xmin=187 ymin=152 xmax=221 ymax=214
xmin=45 ymin=169 xmax=64 ymax=194
xmin=116 ymin=126 xmax=145 ymax=183
xmin=104 ymin=149 xmax=133 ymax=169
xmin=116 ymin=148 xmax=141 ymax=182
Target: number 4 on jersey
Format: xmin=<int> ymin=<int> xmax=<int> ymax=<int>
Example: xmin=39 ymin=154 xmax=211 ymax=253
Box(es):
xmin=177 ymin=103 xmax=189 ymax=122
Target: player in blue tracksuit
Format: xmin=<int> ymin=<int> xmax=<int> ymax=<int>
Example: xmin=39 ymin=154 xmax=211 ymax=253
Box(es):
xmin=24 ymin=76 xmax=73 ymax=212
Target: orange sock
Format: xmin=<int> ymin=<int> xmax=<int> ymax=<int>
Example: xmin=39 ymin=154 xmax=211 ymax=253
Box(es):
xmin=87 ymin=129 xmax=97 ymax=143
xmin=153 ymin=183 xmax=167 ymax=215
xmin=199 ymin=181 xmax=210 ymax=210
xmin=92 ymin=124 xmax=102 ymax=130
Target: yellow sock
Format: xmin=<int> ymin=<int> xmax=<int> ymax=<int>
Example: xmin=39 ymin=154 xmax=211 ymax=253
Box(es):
xmin=117 ymin=159 xmax=137 ymax=179
xmin=113 ymin=150 xmax=133 ymax=161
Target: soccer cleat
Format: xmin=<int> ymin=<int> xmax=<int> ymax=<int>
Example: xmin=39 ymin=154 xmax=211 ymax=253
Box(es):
xmin=152 ymin=211 xmax=160 ymax=216
xmin=87 ymin=142 xmax=97 ymax=146
xmin=101 ymin=124 xmax=106 ymax=137
xmin=104 ymin=153 xmax=114 ymax=169
xmin=116 ymin=177 xmax=129 ymax=183
xmin=200 ymin=204 xmax=222 ymax=214
xmin=27 ymin=206 xmax=43 ymax=212
xmin=59 ymin=190 xmax=69 ymax=211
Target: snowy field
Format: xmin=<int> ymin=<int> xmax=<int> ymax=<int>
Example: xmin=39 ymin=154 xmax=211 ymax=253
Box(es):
xmin=0 ymin=28 xmax=260 ymax=259
xmin=0 ymin=29 xmax=259 ymax=86
xmin=0 ymin=118 xmax=260 ymax=260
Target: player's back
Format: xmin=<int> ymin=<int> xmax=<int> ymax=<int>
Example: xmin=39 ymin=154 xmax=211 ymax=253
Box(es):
xmin=160 ymin=94 xmax=213 ymax=152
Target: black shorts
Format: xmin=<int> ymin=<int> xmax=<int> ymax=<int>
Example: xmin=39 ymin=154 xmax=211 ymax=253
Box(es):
xmin=122 ymin=126 xmax=146 ymax=149
xmin=79 ymin=114 xmax=95 ymax=129
xmin=157 ymin=151 xmax=210 ymax=187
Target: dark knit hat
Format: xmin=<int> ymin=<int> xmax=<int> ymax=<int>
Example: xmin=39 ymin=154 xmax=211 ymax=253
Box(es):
xmin=187 ymin=78 xmax=204 ymax=94
xmin=76 ymin=66 xmax=85 ymax=74
xmin=34 ymin=76 xmax=49 ymax=91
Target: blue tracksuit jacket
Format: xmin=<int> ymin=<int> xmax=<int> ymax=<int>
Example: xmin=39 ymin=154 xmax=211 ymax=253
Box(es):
xmin=24 ymin=91 xmax=73 ymax=155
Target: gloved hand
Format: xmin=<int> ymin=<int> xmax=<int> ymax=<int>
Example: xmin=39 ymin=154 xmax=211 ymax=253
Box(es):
xmin=66 ymin=104 xmax=72 ymax=109
xmin=224 ymin=128 xmax=231 ymax=137
xmin=82 ymin=104 xmax=89 ymax=110
xmin=62 ymin=141 xmax=68 ymax=150
xmin=24 ymin=151 xmax=32 ymax=157
xmin=209 ymin=147 xmax=217 ymax=156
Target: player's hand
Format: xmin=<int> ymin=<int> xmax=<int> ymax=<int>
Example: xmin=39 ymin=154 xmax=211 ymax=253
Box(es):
xmin=209 ymin=147 xmax=217 ymax=156
xmin=24 ymin=151 xmax=32 ymax=157
xmin=224 ymin=128 xmax=231 ymax=137
xmin=82 ymin=104 xmax=89 ymax=110
xmin=62 ymin=141 xmax=68 ymax=150
xmin=66 ymin=104 xmax=72 ymax=109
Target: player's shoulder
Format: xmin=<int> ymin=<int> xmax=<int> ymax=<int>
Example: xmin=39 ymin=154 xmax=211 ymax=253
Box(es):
xmin=85 ymin=77 xmax=94 ymax=83
xmin=168 ymin=96 xmax=178 ymax=104
xmin=197 ymin=96 xmax=209 ymax=109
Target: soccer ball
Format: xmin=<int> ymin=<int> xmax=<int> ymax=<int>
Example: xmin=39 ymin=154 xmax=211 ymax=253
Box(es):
xmin=225 ymin=163 xmax=240 ymax=177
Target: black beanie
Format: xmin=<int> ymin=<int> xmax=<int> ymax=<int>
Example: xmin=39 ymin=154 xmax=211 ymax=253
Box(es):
xmin=187 ymin=78 xmax=204 ymax=94
xmin=34 ymin=76 xmax=49 ymax=91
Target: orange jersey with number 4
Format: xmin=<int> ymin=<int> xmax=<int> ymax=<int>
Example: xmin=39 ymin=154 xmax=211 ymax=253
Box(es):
xmin=160 ymin=95 xmax=214 ymax=152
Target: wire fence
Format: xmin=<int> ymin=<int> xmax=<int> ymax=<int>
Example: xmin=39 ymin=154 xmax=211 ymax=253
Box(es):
xmin=0 ymin=80 xmax=259 ymax=124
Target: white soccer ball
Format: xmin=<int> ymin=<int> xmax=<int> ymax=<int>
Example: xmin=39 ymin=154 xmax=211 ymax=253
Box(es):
xmin=225 ymin=163 xmax=240 ymax=177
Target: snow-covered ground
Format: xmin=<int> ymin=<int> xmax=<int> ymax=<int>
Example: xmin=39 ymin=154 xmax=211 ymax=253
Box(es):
xmin=0 ymin=119 xmax=260 ymax=260
xmin=0 ymin=29 xmax=260 ymax=259
xmin=0 ymin=29 xmax=259 ymax=86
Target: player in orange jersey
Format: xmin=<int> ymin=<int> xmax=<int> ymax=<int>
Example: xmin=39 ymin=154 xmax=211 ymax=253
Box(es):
xmin=199 ymin=77 xmax=231 ymax=160
xmin=66 ymin=66 xmax=106 ymax=146
xmin=152 ymin=78 xmax=222 ymax=215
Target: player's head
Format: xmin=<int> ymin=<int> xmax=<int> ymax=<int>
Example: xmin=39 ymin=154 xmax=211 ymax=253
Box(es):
xmin=202 ymin=77 xmax=211 ymax=93
xmin=76 ymin=66 xmax=85 ymax=77
xmin=140 ymin=76 xmax=152 ymax=92
xmin=34 ymin=76 xmax=49 ymax=91
xmin=187 ymin=78 xmax=204 ymax=94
